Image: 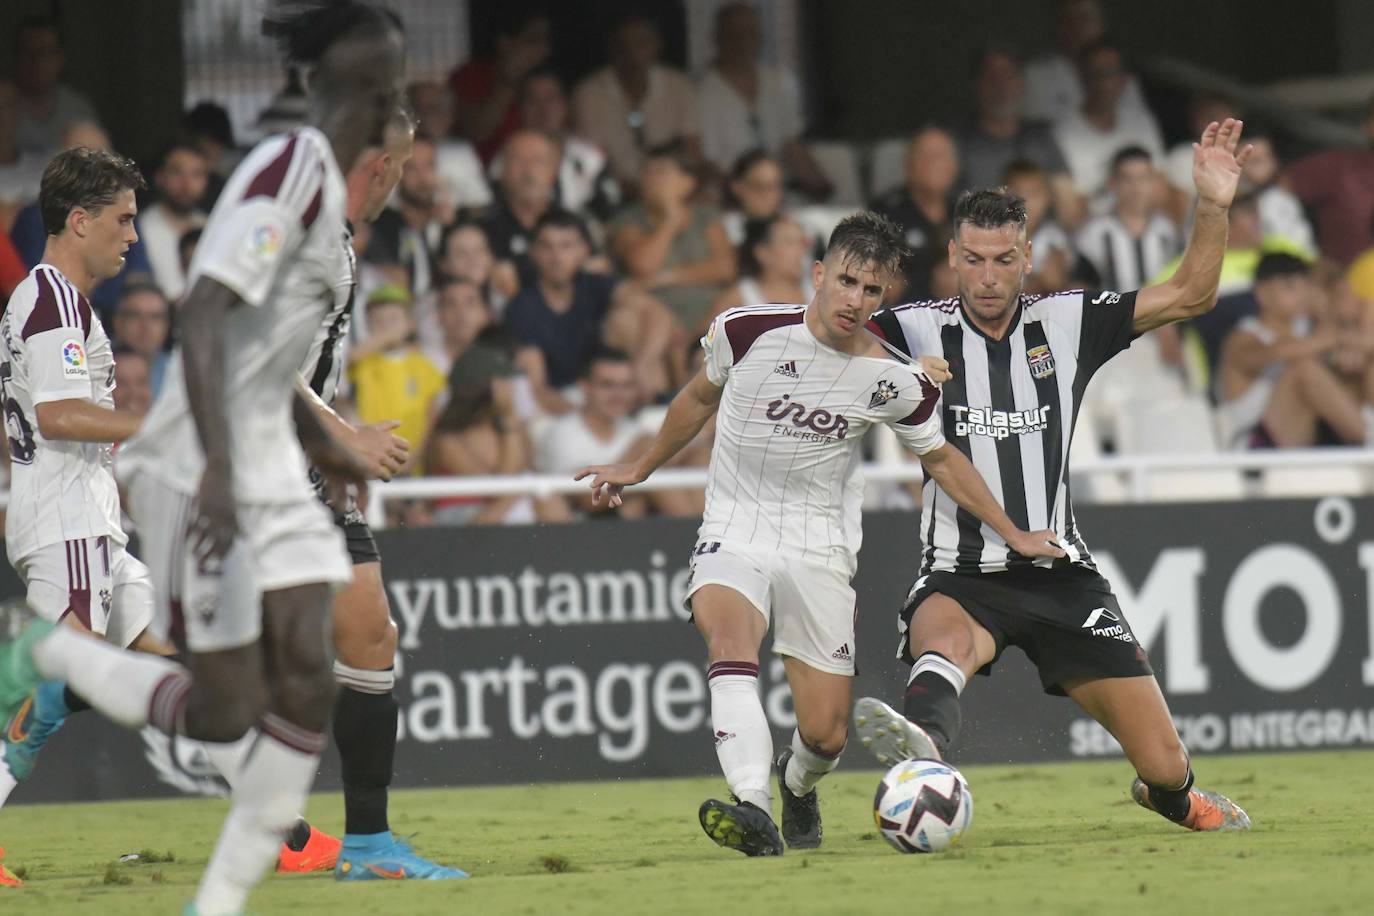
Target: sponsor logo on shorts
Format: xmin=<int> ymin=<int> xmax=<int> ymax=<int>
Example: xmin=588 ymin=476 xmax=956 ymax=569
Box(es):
xmin=99 ymin=588 xmax=112 ymax=617
xmin=1082 ymin=606 xmax=1133 ymax=642
xmin=950 ymin=404 xmax=1051 ymax=440
xmin=832 ymin=643 xmax=852 ymax=662
xmin=868 ymin=379 xmax=898 ymax=409
xmin=774 ymin=360 xmax=800 ymax=379
xmin=765 ymin=394 xmax=849 ymax=442
xmin=713 ymin=729 xmax=736 ymax=747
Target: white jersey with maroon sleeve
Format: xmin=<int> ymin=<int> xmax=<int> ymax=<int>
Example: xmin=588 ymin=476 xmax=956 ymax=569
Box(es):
xmin=0 ymin=264 xmax=123 ymax=560
xmin=698 ymin=304 xmax=944 ymax=576
xmin=119 ymin=127 xmax=349 ymax=504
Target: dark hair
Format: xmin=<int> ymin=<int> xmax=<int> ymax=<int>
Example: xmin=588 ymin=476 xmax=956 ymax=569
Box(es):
xmin=182 ymin=102 xmax=235 ymax=149
xmin=439 ymin=218 xmax=493 ymax=258
xmin=436 ymin=273 xmax=484 ymax=298
xmin=824 ymin=211 xmax=907 ymax=279
xmin=518 ymin=65 xmax=564 ymax=100
xmin=1077 ymin=36 xmax=1123 ymax=69
xmin=155 ymin=139 xmax=206 ymax=173
xmin=16 ymin=13 xmax=63 ymax=50
xmin=1000 ymin=157 xmax=1046 ymax=184
xmin=39 ymin=147 xmax=146 ymax=237
xmin=116 ymin=280 xmax=169 ymax=309
xmin=178 ymin=227 xmax=203 ymax=267
xmin=1109 ymin=145 xmax=1152 ymax=174
xmin=645 ymin=137 xmax=695 ymax=174
xmin=729 ymin=148 xmax=776 ymax=183
xmin=952 ymin=188 xmax=1028 ymax=236
xmin=1253 ymin=252 xmax=1310 ymax=284
xmin=533 ymin=207 xmax=592 ymax=246
xmin=261 ymin=1 xmax=402 ymax=66
xmin=435 ymin=326 xmax=520 ymax=432
xmin=739 ymin=215 xmax=785 ymax=278
xmin=581 ymin=345 xmax=631 ymax=380
xmin=112 ymin=345 xmax=150 ymax=366
xmin=972 ymin=41 xmax=1023 ymax=79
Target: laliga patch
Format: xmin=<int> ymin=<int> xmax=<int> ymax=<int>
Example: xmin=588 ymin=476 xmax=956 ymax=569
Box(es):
xmin=61 ymin=338 xmax=89 ymax=379
xmin=1026 ymin=344 xmax=1055 ymax=379
xmin=240 ymin=217 xmax=285 ymax=268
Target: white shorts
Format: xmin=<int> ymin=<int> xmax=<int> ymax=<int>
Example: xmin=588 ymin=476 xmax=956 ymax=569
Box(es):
xmin=128 ymin=475 xmax=351 ymax=652
xmin=12 ymin=536 xmax=154 ymax=648
xmin=684 ymin=540 xmax=857 ymax=676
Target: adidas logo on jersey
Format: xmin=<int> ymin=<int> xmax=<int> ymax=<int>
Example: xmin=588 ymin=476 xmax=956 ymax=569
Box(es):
xmin=832 ymin=643 xmax=852 ymax=661
xmin=774 ymin=360 xmax=800 ymax=379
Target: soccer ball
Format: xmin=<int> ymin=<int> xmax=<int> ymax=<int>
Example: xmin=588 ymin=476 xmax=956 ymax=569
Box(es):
xmin=873 ymin=758 xmax=973 ymax=853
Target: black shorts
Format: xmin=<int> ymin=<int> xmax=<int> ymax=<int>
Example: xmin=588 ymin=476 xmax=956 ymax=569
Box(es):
xmin=897 ymin=565 xmax=1153 ymax=696
xmin=334 ymin=512 xmax=380 ymax=566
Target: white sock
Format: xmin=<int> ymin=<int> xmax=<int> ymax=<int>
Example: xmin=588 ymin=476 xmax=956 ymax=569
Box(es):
xmin=707 ymin=661 xmax=772 ymax=812
xmin=200 ymin=731 xmax=257 ymax=791
xmin=194 ymin=714 xmax=326 ymax=916
xmin=910 ymin=651 xmax=967 ymax=694
xmin=784 ymin=729 xmax=842 ymax=796
xmin=31 ymin=626 xmax=187 ymax=730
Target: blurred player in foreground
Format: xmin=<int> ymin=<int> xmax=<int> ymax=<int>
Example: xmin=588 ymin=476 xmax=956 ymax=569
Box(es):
xmin=0 ymin=3 xmax=408 ymax=912
xmin=578 ymin=212 xmax=1063 ymax=856
xmin=856 ymin=119 xmax=1255 ymax=833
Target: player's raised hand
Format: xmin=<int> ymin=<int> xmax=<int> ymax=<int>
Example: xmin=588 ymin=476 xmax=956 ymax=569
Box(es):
xmin=350 ymin=419 xmax=410 ymax=481
xmin=1193 ymin=118 xmax=1253 ymax=209
xmin=574 ymin=462 xmax=645 ymax=508
xmin=918 ymin=355 xmax=952 ymax=384
xmin=1007 ymin=528 xmax=1067 ymax=560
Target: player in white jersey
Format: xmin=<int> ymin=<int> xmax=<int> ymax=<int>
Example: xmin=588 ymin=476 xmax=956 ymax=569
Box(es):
xmin=854 ymin=120 xmax=1255 ymax=833
xmin=0 ymin=147 xmax=155 ymax=820
xmin=0 ymin=5 xmax=408 ymax=913
xmin=578 ymin=212 xmax=1064 ymax=855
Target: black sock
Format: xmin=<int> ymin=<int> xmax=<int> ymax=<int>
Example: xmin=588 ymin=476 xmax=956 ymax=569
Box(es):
xmin=902 ymin=655 xmax=963 ymax=756
xmin=284 ymin=818 xmax=313 ymax=852
xmin=1144 ymin=767 xmax=1195 ymax=823
xmin=333 ymin=685 xmax=398 ymax=836
xmin=62 ymin=685 xmax=91 ymax=715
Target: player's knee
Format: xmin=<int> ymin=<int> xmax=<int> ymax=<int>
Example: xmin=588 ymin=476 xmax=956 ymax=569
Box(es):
xmin=801 ymin=721 xmax=847 ymax=757
xmin=196 ymin=694 xmax=264 ymax=744
xmin=271 ymin=643 xmax=338 ymax=728
xmin=910 ymin=628 xmax=975 ymax=673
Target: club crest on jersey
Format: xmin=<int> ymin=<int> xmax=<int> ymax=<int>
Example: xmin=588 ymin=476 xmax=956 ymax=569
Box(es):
xmin=868 ymin=379 xmax=898 ymax=409
xmin=766 ymin=394 xmax=849 ymax=441
xmin=60 ymin=338 xmax=88 ymax=379
xmin=1026 ymin=344 xmax=1055 ymax=379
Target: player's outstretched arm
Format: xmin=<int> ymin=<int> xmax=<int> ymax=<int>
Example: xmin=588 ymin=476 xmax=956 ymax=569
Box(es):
xmin=919 ymin=443 xmax=1067 ymax=560
xmin=293 ymin=374 xmax=408 ymax=481
xmin=575 ymin=367 xmax=723 ymax=508
xmin=1133 ymin=118 xmax=1253 ymax=333
xmin=34 ymin=398 xmax=142 ymax=444
xmin=181 ymin=275 xmax=241 ymax=565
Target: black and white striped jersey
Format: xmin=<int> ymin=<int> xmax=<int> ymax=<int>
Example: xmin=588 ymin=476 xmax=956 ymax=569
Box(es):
xmin=299 ymin=222 xmax=357 ymax=407
xmin=868 ymin=288 xmax=1138 ymax=574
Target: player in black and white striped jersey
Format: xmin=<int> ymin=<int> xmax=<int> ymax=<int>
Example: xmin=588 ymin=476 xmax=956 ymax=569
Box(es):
xmin=856 ymin=119 xmax=1255 ymax=833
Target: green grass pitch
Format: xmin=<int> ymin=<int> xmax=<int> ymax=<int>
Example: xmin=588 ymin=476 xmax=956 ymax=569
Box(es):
xmin=2 ymin=750 xmax=1371 ymax=915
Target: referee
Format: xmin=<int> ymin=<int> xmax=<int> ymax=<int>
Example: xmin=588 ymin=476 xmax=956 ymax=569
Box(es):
xmin=857 ymin=119 xmax=1254 ymax=832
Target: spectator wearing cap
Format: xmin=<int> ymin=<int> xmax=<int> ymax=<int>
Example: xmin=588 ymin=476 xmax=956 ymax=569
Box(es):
xmin=609 ymin=139 xmax=735 ymax=333
xmin=508 ymin=209 xmax=676 ymax=414
xmin=348 ymin=284 xmax=447 ymax=473
xmin=573 ymin=12 xmax=702 ymax=192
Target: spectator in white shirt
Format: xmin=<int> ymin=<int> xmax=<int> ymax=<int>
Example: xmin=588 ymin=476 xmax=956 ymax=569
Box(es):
xmin=1052 ymin=40 xmax=1165 ymax=199
xmin=137 ymin=140 xmax=209 ymax=301
xmin=696 ymin=3 xmax=831 ymax=201
xmin=1239 ymin=130 xmax=1317 ymax=258
xmin=407 ymin=80 xmax=492 ymax=211
xmin=499 ymin=68 xmax=621 ymax=220
xmin=1023 ymin=0 xmax=1151 ymax=123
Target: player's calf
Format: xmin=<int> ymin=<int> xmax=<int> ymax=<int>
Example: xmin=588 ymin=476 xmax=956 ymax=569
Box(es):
xmin=902 ymin=651 xmax=966 ymax=756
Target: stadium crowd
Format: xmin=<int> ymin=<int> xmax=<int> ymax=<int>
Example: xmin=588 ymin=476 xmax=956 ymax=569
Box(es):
xmin=4 ymin=1 xmax=1374 ymax=526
